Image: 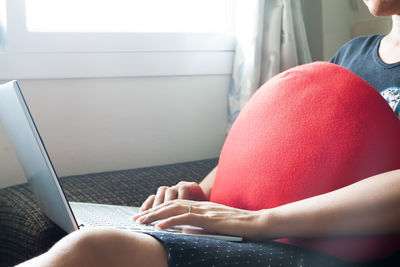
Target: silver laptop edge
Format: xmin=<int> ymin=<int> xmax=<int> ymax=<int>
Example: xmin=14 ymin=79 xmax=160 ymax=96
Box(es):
xmin=0 ymin=80 xmax=78 ymax=233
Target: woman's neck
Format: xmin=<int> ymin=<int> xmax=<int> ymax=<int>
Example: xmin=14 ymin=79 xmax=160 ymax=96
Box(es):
xmin=388 ymin=15 xmax=400 ymax=42
xmin=379 ymin=15 xmax=400 ymax=64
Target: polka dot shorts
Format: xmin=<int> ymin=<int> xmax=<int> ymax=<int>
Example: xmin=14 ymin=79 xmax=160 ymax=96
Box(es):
xmin=145 ymin=232 xmax=350 ymax=267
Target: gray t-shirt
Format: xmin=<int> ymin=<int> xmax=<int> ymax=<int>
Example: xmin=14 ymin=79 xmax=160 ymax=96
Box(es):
xmin=330 ymin=34 xmax=400 ymax=118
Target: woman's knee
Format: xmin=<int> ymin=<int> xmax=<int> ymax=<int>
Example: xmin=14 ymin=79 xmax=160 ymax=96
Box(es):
xmin=49 ymin=228 xmax=168 ymax=267
xmin=47 ymin=229 xmax=110 ymax=266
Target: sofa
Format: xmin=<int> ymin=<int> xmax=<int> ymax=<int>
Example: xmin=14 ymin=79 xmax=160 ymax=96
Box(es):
xmin=0 ymin=159 xmax=218 ymax=266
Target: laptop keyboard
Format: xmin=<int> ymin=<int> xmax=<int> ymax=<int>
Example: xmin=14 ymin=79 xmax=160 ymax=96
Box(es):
xmin=68 ymin=202 xmax=243 ymax=241
xmin=69 ymin=202 xmax=175 ymax=232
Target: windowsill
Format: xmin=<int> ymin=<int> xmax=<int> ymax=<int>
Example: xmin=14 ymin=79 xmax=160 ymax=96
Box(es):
xmin=0 ymin=50 xmax=235 ymax=80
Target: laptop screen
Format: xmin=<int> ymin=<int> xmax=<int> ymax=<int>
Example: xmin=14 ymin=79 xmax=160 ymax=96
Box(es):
xmin=0 ymin=81 xmax=78 ymax=233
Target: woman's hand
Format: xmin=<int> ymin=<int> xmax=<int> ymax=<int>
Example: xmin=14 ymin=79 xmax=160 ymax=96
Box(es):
xmin=133 ymin=199 xmax=269 ymax=241
xmin=140 ymin=182 xmax=208 ymax=212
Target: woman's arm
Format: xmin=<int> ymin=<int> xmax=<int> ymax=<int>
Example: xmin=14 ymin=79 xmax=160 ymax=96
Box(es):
xmin=265 ymin=169 xmax=400 ymax=238
xmin=199 ymin=166 xmax=217 ymax=199
xmin=135 ymin=169 xmax=400 ymax=240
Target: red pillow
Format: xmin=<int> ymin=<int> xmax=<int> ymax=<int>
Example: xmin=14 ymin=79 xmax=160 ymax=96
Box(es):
xmin=210 ymin=62 xmax=400 ymax=261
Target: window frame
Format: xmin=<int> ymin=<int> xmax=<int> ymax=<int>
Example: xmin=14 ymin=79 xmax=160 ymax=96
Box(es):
xmin=0 ymin=0 xmax=236 ymax=80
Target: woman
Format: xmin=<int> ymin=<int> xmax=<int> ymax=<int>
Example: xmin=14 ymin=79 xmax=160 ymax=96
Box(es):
xmin=18 ymin=1 xmax=400 ymax=266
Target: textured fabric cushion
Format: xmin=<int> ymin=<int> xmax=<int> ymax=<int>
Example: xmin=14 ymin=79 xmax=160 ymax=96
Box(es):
xmin=210 ymin=62 xmax=400 ymax=261
xmin=0 ymin=159 xmax=217 ymax=267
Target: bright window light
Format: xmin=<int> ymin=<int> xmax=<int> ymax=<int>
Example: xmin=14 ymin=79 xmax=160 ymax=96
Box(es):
xmin=25 ymin=0 xmax=229 ymax=33
xmin=0 ymin=0 xmax=7 ymax=51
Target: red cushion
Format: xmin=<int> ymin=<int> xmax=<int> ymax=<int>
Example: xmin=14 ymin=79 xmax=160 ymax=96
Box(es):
xmin=210 ymin=62 xmax=400 ymax=261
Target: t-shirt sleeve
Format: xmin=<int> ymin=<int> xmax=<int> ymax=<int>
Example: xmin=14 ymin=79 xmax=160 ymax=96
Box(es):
xmin=328 ymin=42 xmax=349 ymax=65
xmin=329 ymin=50 xmax=340 ymax=64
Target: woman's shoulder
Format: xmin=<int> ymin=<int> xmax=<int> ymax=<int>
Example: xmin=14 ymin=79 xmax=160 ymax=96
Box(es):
xmin=330 ymin=34 xmax=384 ymax=64
xmin=344 ymin=34 xmax=383 ymax=49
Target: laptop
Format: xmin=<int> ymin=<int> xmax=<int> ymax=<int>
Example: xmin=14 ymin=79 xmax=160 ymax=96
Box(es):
xmin=0 ymin=80 xmax=242 ymax=242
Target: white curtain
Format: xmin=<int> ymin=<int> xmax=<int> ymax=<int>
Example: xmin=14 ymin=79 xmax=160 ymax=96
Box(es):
xmin=228 ymin=0 xmax=312 ymax=129
xmin=0 ymin=0 xmax=6 ymax=51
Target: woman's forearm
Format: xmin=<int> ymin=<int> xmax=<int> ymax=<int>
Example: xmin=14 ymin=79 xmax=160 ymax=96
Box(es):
xmin=263 ymin=169 xmax=400 ymax=239
xmin=199 ymin=166 xmax=217 ymax=199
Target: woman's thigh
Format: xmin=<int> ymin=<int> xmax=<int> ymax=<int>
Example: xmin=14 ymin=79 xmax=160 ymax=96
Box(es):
xmin=18 ymin=228 xmax=168 ymax=267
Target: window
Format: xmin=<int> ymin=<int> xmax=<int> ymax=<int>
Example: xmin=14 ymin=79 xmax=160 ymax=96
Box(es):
xmin=10 ymin=0 xmax=235 ymax=52
xmin=0 ymin=0 xmax=236 ymax=79
xmin=25 ymin=0 xmax=229 ymax=33
xmin=0 ymin=0 xmax=6 ymax=52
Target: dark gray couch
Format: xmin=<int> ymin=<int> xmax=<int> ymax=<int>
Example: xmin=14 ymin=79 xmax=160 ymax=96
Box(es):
xmin=0 ymin=159 xmax=218 ymax=266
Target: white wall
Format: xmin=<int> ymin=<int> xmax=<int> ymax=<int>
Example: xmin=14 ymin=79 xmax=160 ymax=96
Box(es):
xmin=321 ymin=0 xmax=391 ymax=60
xmin=301 ymin=0 xmax=323 ymax=61
xmin=0 ymin=76 xmax=229 ymax=188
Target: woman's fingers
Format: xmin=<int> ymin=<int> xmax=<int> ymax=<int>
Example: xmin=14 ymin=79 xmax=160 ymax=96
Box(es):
xmin=177 ymin=182 xmax=208 ymax=201
xmin=134 ymin=200 xmax=196 ymax=222
xmin=148 ymin=203 xmax=238 ymax=236
xmin=156 ymin=213 xmax=204 ymax=229
xmin=139 ymin=186 xmax=177 ymax=213
xmin=177 ymin=184 xmax=190 ymax=199
xmin=164 ymin=186 xmax=178 ymax=202
xmin=153 ymin=186 xmax=168 ymax=208
xmin=136 ymin=203 xmax=189 ymax=224
xmin=138 ymin=182 xmax=208 ymax=214
xmin=139 ymin=194 xmax=155 ymax=212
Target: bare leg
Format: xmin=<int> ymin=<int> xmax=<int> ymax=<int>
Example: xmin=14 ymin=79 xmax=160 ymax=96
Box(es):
xmin=16 ymin=228 xmax=168 ymax=267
